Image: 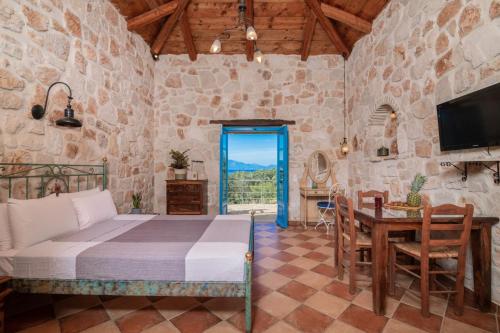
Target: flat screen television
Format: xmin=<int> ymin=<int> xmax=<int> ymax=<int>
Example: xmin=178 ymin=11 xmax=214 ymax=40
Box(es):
xmin=437 ymin=82 xmax=500 ymax=151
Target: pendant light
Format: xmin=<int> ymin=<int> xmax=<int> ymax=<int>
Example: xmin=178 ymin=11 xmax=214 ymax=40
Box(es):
xmin=210 ymin=38 xmax=222 ymax=54
xmin=209 ymin=0 xmax=261 ymax=60
xmin=340 ymin=59 xmax=349 ymax=155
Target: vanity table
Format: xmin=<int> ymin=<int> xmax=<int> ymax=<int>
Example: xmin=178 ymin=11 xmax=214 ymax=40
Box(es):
xmin=299 ymin=150 xmax=338 ymax=227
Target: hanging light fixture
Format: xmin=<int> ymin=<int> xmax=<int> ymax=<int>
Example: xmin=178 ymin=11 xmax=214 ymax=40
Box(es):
xmin=31 ymin=81 xmax=82 ymax=128
xmin=210 ymin=38 xmax=222 ymax=54
xmin=340 ymin=60 xmax=348 ymax=155
xmin=209 ymin=0 xmax=261 ymax=60
xmin=390 ymin=110 xmax=397 ymax=120
xmin=255 ymin=48 xmax=263 ymax=63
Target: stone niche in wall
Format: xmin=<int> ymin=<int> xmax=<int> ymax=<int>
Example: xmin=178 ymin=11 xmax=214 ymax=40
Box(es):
xmin=365 ymin=97 xmax=408 ymax=162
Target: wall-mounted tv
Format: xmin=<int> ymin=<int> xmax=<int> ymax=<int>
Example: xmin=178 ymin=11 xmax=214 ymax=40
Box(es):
xmin=437 ymin=82 xmax=500 ymax=152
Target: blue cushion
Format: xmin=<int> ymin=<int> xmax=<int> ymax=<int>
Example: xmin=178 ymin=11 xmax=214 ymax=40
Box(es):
xmin=317 ymin=201 xmax=335 ymax=209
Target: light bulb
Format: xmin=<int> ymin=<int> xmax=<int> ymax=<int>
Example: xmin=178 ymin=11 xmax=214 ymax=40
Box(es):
xmin=390 ymin=110 xmax=397 ymax=119
xmin=210 ymin=39 xmax=221 ymax=54
xmin=255 ymin=48 xmax=263 ymax=63
xmin=340 ymin=138 xmax=349 ymax=155
xmin=246 ymin=26 xmax=257 ymax=40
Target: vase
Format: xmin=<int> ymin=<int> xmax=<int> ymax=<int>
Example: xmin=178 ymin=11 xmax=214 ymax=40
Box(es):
xmin=174 ymin=168 xmax=187 ymax=180
xmin=131 ymin=208 xmax=142 ymax=214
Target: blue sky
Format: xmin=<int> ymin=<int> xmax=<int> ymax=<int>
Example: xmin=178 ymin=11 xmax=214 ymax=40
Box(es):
xmin=228 ymin=134 xmax=277 ymax=166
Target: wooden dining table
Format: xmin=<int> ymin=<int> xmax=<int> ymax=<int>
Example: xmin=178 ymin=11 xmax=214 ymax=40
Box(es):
xmin=350 ymin=206 xmax=499 ymax=316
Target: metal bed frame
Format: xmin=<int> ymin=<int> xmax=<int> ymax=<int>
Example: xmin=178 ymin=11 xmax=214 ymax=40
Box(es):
xmin=0 ymin=161 xmax=254 ymax=332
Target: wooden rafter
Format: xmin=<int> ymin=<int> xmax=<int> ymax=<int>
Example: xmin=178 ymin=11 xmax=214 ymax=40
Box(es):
xmin=127 ymin=0 xmax=179 ymax=30
xmin=320 ymin=3 xmax=372 ymax=33
xmin=151 ymin=0 xmax=191 ymax=55
xmin=303 ymin=0 xmax=349 ymax=57
xmin=179 ymin=12 xmax=197 ymax=61
xmin=245 ymin=0 xmax=254 ymax=61
xmin=301 ymin=9 xmax=317 ymax=61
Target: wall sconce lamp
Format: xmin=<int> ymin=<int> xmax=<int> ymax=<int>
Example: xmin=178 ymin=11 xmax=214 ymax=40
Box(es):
xmin=31 ymin=81 xmax=82 ymax=128
xmin=390 ymin=110 xmax=397 ymax=120
xmin=340 ymin=137 xmax=349 ymax=155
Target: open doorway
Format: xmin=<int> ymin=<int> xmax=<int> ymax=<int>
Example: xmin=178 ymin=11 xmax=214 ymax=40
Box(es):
xmin=220 ymin=126 xmax=289 ymax=228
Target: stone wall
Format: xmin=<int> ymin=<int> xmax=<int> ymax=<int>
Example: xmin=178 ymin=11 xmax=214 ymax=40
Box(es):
xmin=346 ymin=0 xmax=500 ymax=302
xmin=153 ymin=55 xmax=347 ymax=219
xmin=0 ymin=0 xmax=155 ymax=212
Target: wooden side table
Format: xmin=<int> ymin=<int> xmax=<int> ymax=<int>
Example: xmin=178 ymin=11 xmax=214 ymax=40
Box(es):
xmin=166 ymin=180 xmax=208 ymax=215
xmin=0 ymin=276 xmax=12 ymax=333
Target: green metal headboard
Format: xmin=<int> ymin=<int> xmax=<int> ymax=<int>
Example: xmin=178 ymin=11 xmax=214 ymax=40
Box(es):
xmin=0 ymin=159 xmax=107 ymax=200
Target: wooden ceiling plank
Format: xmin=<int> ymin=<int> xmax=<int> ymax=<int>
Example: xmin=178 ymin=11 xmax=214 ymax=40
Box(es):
xmin=246 ymin=0 xmax=254 ymax=61
xmin=127 ymin=0 xmax=179 ymax=30
xmin=320 ymin=2 xmax=371 ymax=33
xmin=301 ymin=10 xmax=317 ymax=61
xmin=303 ymin=0 xmax=349 ymax=57
xmin=151 ymin=0 xmax=191 ymax=55
xmin=179 ymin=12 xmax=197 ymax=61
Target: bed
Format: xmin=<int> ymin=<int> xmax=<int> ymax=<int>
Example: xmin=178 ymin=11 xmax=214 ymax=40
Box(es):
xmin=0 ymin=161 xmax=254 ymax=332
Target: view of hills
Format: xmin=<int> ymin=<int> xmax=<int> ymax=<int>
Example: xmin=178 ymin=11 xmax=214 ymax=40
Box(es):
xmin=228 ymin=160 xmax=276 ymax=174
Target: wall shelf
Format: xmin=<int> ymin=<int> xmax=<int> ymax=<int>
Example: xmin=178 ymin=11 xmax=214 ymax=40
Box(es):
xmin=440 ymin=161 xmax=500 ymax=184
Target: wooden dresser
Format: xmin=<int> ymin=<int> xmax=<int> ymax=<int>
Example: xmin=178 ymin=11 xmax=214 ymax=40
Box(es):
xmin=166 ymin=180 xmax=207 ymax=215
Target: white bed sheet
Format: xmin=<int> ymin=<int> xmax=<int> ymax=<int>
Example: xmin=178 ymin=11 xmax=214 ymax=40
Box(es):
xmin=0 ymin=249 xmax=17 ymax=276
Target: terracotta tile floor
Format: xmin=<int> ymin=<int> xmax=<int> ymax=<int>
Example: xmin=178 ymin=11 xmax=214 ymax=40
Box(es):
xmin=4 ymin=223 xmax=498 ymax=333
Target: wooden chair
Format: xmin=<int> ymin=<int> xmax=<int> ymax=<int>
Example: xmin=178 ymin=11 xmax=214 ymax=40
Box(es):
xmin=357 ymin=190 xmax=389 ymax=209
xmin=336 ymin=195 xmax=372 ymax=294
xmin=388 ymin=204 xmax=474 ymax=317
xmin=0 ymin=276 xmax=12 ymax=333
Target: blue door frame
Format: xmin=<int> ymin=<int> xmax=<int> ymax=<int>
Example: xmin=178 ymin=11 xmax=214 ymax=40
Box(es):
xmin=219 ymin=126 xmax=289 ymax=228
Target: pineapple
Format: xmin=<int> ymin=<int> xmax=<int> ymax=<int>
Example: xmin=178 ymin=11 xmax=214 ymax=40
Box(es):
xmin=406 ymin=174 xmax=427 ymax=207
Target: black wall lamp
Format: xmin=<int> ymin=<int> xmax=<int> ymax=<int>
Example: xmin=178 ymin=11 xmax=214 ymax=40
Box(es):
xmin=31 ymin=81 xmax=82 ymax=127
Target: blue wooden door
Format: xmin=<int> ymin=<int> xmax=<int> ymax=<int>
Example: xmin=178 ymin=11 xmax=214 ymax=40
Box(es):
xmin=276 ymin=126 xmax=289 ymax=228
xmin=219 ymin=128 xmax=229 ymax=214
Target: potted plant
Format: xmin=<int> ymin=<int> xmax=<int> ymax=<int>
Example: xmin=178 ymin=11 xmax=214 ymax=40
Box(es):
xmin=169 ymin=149 xmax=190 ymax=180
xmin=131 ymin=192 xmax=142 ymax=214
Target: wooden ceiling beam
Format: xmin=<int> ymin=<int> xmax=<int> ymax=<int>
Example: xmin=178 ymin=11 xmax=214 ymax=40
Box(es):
xmin=245 ymin=0 xmax=254 ymax=61
xmin=301 ymin=10 xmax=317 ymax=61
xmin=151 ymin=0 xmax=191 ymax=56
xmin=320 ymin=3 xmax=372 ymax=33
xmin=179 ymin=12 xmax=197 ymax=61
xmin=303 ymin=0 xmax=349 ymax=57
xmin=127 ymin=0 xmax=179 ymax=30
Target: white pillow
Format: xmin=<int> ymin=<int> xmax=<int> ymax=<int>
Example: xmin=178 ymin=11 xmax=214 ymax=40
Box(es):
xmin=0 ymin=204 xmax=12 ymax=251
xmin=72 ymin=190 xmax=117 ymax=229
xmin=49 ymin=187 xmax=100 ymax=199
xmin=8 ymin=197 xmax=80 ymax=249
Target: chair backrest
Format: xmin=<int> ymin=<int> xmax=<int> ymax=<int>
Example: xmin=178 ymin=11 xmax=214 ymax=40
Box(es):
xmin=327 ymin=183 xmax=341 ymax=204
xmin=420 ymin=204 xmax=474 ymax=260
xmin=335 ymin=194 xmax=356 ymax=244
xmin=357 ymin=190 xmax=389 ymax=209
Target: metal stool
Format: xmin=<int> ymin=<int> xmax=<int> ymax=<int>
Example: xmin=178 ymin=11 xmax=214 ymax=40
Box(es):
xmin=315 ymin=184 xmax=339 ymax=233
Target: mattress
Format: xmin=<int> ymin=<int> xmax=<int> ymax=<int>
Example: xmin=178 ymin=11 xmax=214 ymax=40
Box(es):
xmin=11 ymin=214 xmax=251 ymax=282
xmin=0 ymin=249 xmax=17 ymax=276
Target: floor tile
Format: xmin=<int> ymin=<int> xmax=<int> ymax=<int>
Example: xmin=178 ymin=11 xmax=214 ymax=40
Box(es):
xmin=256 ymin=292 xmax=301 ymax=318
xmin=445 ymin=303 xmax=497 ymax=332
xmin=338 ymin=304 xmax=389 ymax=333
xmin=303 ymin=251 xmax=330 ymax=262
xmin=441 ymin=317 xmax=492 ymax=333
xmin=252 ymin=282 xmax=273 ymax=302
xmin=5 ymin=304 xmax=55 ymax=333
xmin=114 ymin=306 xmax=164 ymax=333
xmin=262 ymin=321 xmax=300 ymax=333
xmin=153 ymin=296 xmax=200 ymax=320
xmin=283 ymin=246 xmax=311 ymax=256
xmin=141 ymin=321 xmax=180 ymax=333
xmin=228 ymin=307 xmax=278 ymax=333
xmin=400 ymin=291 xmax=448 ymax=316
xmin=305 ymin=291 xmax=351 ymax=318
xmin=255 ymin=271 xmax=291 ymax=290
xmin=315 ymin=246 xmax=334 ymax=256
xmin=170 ymin=306 xmax=220 ymax=333
xmin=297 ymin=241 xmax=322 ymax=250
xmin=256 ymin=246 xmax=280 ymax=257
xmin=271 ymin=251 xmax=299 ymax=262
xmin=289 ymin=257 xmax=320 ymax=270
xmin=278 ymin=281 xmax=317 ymax=302
xmin=382 ymin=319 xmax=428 ymax=333
xmin=54 ymin=296 xmax=101 ymax=319
xmin=103 ymin=296 xmax=151 ymax=320
xmin=353 ymin=290 xmax=400 ymax=317
xmin=256 ymin=257 xmax=285 ymax=270
xmin=323 ymin=280 xmax=360 ymax=301
xmin=311 ymin=263 xmax=337 ymax=277
xmin=59 ymin=305 xmax=110 ymax=333
xmin=273 ymin=264 xmax=305 ymax=279
xmin=203 ymin=320 xmax=241 ymax=333
xmin=203 ymin=297 xmax=245 ymax=320
xmin=295 ymin=270 xmax=332 ymax=290
xmin=392 ymin=303 xmax=443 ymax=333
xmin=284 ymin=305 xmax=334 ymax=333
xmin=325 ymin=320 xmax=365 ymax=333
xmin=79 ymin=321 xmax=121 ymax=333
xmin=16 ymin=320 xmax=61 ymax=333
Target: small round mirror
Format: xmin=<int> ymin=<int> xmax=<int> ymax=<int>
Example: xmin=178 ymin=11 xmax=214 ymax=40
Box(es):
xmin=308 ymin=150 xmax=331 ymax=184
